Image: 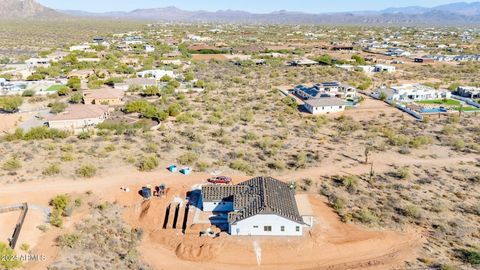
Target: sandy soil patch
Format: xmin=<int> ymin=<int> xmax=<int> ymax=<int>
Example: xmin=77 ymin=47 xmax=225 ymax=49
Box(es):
xmin=0 ymin=113 xmax=29 ymax=133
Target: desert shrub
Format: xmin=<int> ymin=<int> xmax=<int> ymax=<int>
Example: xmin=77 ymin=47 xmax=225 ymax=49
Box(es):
xmin=0 ymin=96 xmax=23 ymax=112
xmin=20 ymin=243 xmax=30 ymax=252
xmin=230 ymin=159 xmax=254 ymax=174
xmin=269 ymin=159 xmax=286 ymax=171
xmin=196 ymin=161 xmax=210 ymax=171
xmin=49 ymin=194 xmax=71 ymax=228
xmin=167 ymin=103 xmax=182 ymax=116
xmin=42 ymin=164 xmax=61 ymax=176
xmin=22 ymin=89 xmax=36 ymax=97
xmin=244 ymin=131 xmax=258 ymax=141
xmin=404 ymin=205 xmax=422 ymax=219
xmin=178 ymin=152 xmax=198 ymax=165
xmin=295 ymin=151 xmax=308 ymax=169
xmin=75 ymin=165 xmax=97 ymax=178
xmin=336 ymin=116 xmax=361 ymax=134
xmin=2 ymin=157 xmax=21 ymax=171
xmin=0 ymin=242 xmax=22 ymax=269
xmin=50 ymin=194 xmax=70 ymax=212
xmin=354 ymin=208 xmax=377 ymax=224
xmin=176 ymin=113 xmax=195 ymax=124
xmin=137 ymin=155 xmax=159 ymax=171
xmin=77 ymin=131 xmax=91 ymax=140
xmin=23 ymin=127 xmax=68 ymax=140
xmin=452 ymin=139 xmax=466 ymax=151
xmin=144 ymin=142 xmax=158 ymax=153
xmin=48 ymin=102 xmax=67 ymax=114
xmin=240 ymin=109 xmax=254 ymax=122
xmin=410 ymin=135 xmax=432 ymax=148
xmin=61 ymin=153 xmax=75 ymax=162
xmin=69 ymin=92 xmax=83 ymax=104
xmin=342 ymin=175 xmax=358 ymax=193
xmin=104 ymin=144 xmax=116 ymax=152
xmin=328 ymin=194 xmax=346 ymax=212
xmin=393 ymin=167 xmax=410 ymax=179
xmin=457 ymin=249 xmax=480 ymax=265
xmin=442 ymin=125 xmax=455 ymax=136
xmin=57 ymin=233 xmax=81 ymax=249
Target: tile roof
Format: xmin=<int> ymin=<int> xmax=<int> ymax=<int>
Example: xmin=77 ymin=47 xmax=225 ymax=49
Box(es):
xmin=83 ymin=88 xmax=125 ymax=100
xmin=46 ymin=104 xmax=109 ymax=121
xmin=202 ymin=177 xmax=304 ymax=225
xmin=304 ymin=97 xmax=345 ymax=107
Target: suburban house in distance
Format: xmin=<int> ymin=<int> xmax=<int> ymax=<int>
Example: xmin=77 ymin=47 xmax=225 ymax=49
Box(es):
xmin=46 ymin=104 xmax=110 ymax=131
xmin=292 ymin=82 xmax=357 ymax=99
xmin=136 ymin=69 xmax=176 ymax=80
xmin=374 ymin=64 xmax=396 ymax=73
xmin=374 ymin=84 xmax=452 ymax=102
xmin=25 ymin=58 xmax=51 ymax=69
xmin=456 ymin=86 xmax=480 ymax=99
xmin=201 ymin=177 xmax=309 ymax=236
xmin=303 ymin=97 xmax=346 ymax=114
xmin=83 ymin=88 xmax=125 ymax=105
xmin=289 ymin=58 xmax=318 ymax=66
xmin=114 ymin=78 xmax=157 ymax=91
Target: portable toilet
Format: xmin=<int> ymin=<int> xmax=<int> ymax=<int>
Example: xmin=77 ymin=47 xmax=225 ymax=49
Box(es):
xmin=180 ymin=167 xmax=191 ymax=175
xmin=167 ymin=165 xmax=177 ymax=172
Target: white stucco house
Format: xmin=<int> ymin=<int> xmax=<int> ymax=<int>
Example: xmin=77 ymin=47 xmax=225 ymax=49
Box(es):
xmin=374 ymin=64 xmax=396 ymax=73
xmin=374 ymin=84 xmax=452 ymax=103
xmin=303 ymin=97 xmax=346 ymax=114
xmin=136 ymin=69 xmax=176 ymax=80
xmin=201 ymin=177 xmax=308 ymax=236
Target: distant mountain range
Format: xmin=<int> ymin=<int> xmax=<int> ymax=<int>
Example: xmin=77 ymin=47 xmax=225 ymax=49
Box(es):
xmin=3 ymin=0 xmax=480 ymax=25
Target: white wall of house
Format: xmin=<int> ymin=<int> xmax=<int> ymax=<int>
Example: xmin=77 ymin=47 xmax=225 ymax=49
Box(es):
xmin=202 ymin=201 xmax=234 ymax=212
xmin=304 ymin=103 xmax=345 ymax=114
xmin=48 ymin=117 xmax=106 ymax=131
xmin=230 ymin=214 xmax=303 ymax=236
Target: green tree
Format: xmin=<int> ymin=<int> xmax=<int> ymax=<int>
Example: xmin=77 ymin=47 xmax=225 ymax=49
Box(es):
xmin=69 ymin=93 xmax=83 ymax=104
xmin=57 ymin=86 xmax=71 ymax=96
xmin=26 ymin=73 xmax=45 ymax=81
xmin=351 ymin=55 xmax=366 ymax=65
xmin=66 ymin=77 xmax=81 ymax=90
xmin=49 ymin=102 xmax=67 ymax=114
xmin=316 ymin=54 xmax=332 ymax=65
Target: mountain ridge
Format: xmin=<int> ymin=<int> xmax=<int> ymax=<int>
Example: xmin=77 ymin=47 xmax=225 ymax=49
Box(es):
xmin=3 ymin=0 xmax=480 ymax=25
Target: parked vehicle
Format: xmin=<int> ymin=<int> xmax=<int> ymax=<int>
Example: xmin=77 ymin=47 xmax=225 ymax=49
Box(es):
xmin=207 ymin=176 xmax=232 ymax=184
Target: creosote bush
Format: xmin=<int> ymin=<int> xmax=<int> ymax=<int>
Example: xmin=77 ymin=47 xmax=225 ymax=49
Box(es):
xmin=137 ymin=155 xmax=159 ymax=171
xmin=75 ymin=165 xmax=97 ymax=178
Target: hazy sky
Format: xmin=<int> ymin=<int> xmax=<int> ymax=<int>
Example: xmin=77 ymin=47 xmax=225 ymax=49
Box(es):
xmin=37 ymin=0 xmax=476 ymax=13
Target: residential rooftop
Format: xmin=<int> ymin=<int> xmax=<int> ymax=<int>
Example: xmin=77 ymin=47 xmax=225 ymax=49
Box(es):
xmin=202 ymin=176 xmax=304 ymax=225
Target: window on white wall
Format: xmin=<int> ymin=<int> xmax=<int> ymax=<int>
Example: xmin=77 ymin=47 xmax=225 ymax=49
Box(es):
xmin=253 ymin=225 xmax=258 ymax=228
xmin=281 ymin=226 xmax=285 ymax=232
xmin=264 ymin=226 xmax=272 ymax=232
xmin=296 ymin=226 xmax=300 ymax=232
